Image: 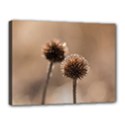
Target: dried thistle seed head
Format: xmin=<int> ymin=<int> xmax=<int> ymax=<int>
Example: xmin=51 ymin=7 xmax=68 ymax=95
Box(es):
xmin=61 ymin=54 xmax=89 ymax=79
xmin=43 ymin=39 xmax=68 ymax=62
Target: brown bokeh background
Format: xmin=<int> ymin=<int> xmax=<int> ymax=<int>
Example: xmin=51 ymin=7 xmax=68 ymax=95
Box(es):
xmin=11 ymin=20 xmax=116 ymax=105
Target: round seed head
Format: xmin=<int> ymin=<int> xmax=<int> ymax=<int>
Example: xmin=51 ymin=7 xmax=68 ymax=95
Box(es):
xmin=42 ymin=39 xmax=68 ymax=62
xmin=61 ymin=54 xmax=89 ymax=79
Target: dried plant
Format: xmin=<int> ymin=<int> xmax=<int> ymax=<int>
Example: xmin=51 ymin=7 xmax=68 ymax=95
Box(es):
xmin=42 ymin=39 xmax=68 ymax=104
xmin=61 ymin=54 xmax=89 ymax=104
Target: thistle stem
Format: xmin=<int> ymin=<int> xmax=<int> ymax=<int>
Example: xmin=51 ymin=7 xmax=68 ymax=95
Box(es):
xmin=42 ymin=61 xmax=53 ymax=104
xmin=73 ymin=79 xmax=77 ymax=104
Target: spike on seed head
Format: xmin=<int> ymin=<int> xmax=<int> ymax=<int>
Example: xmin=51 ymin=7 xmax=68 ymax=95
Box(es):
xmin=61 ymin=54 xmax=89 ymax=79
xmin=42 ymin=39 xmax=68 ymax=63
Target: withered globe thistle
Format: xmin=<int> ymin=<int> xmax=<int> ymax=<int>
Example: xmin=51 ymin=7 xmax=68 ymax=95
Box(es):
xmin=61 ymin=54 xmax=89 ymax=79
xmin=41 ymin=39 xmax=68 ymax=105
xmin=61 ymin=54 xmax=89 ymax=104
xmin=43 ymin=39 xmax=67 ymax=63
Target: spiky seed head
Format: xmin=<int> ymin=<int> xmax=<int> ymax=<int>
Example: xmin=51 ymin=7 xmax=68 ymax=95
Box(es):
xmin=61 ymin=54 xmax=89 ymax=79
xmin=42 ymin=39 xmax=68 ymax=63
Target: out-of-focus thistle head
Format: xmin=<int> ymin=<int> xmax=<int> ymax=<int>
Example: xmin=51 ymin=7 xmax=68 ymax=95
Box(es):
xmin=61 ymin=54 xmax=89 ymax=79
xmin=42 ymin=39 xmax=68 ymax=63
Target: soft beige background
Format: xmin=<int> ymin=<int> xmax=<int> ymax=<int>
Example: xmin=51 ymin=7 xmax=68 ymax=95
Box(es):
xmin=11 ymin=20 xmax=116 ymax=105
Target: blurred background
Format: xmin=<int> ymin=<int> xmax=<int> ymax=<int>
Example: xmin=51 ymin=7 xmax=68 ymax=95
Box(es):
xmin=11 ymin=20 xmax=116 ymax=105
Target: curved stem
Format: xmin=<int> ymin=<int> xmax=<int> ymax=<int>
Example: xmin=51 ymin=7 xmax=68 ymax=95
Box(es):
xmin=73 ymin=79 xmax=77 ymax=104
xmin=42 ymin=62 xmax=53 ymax=105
